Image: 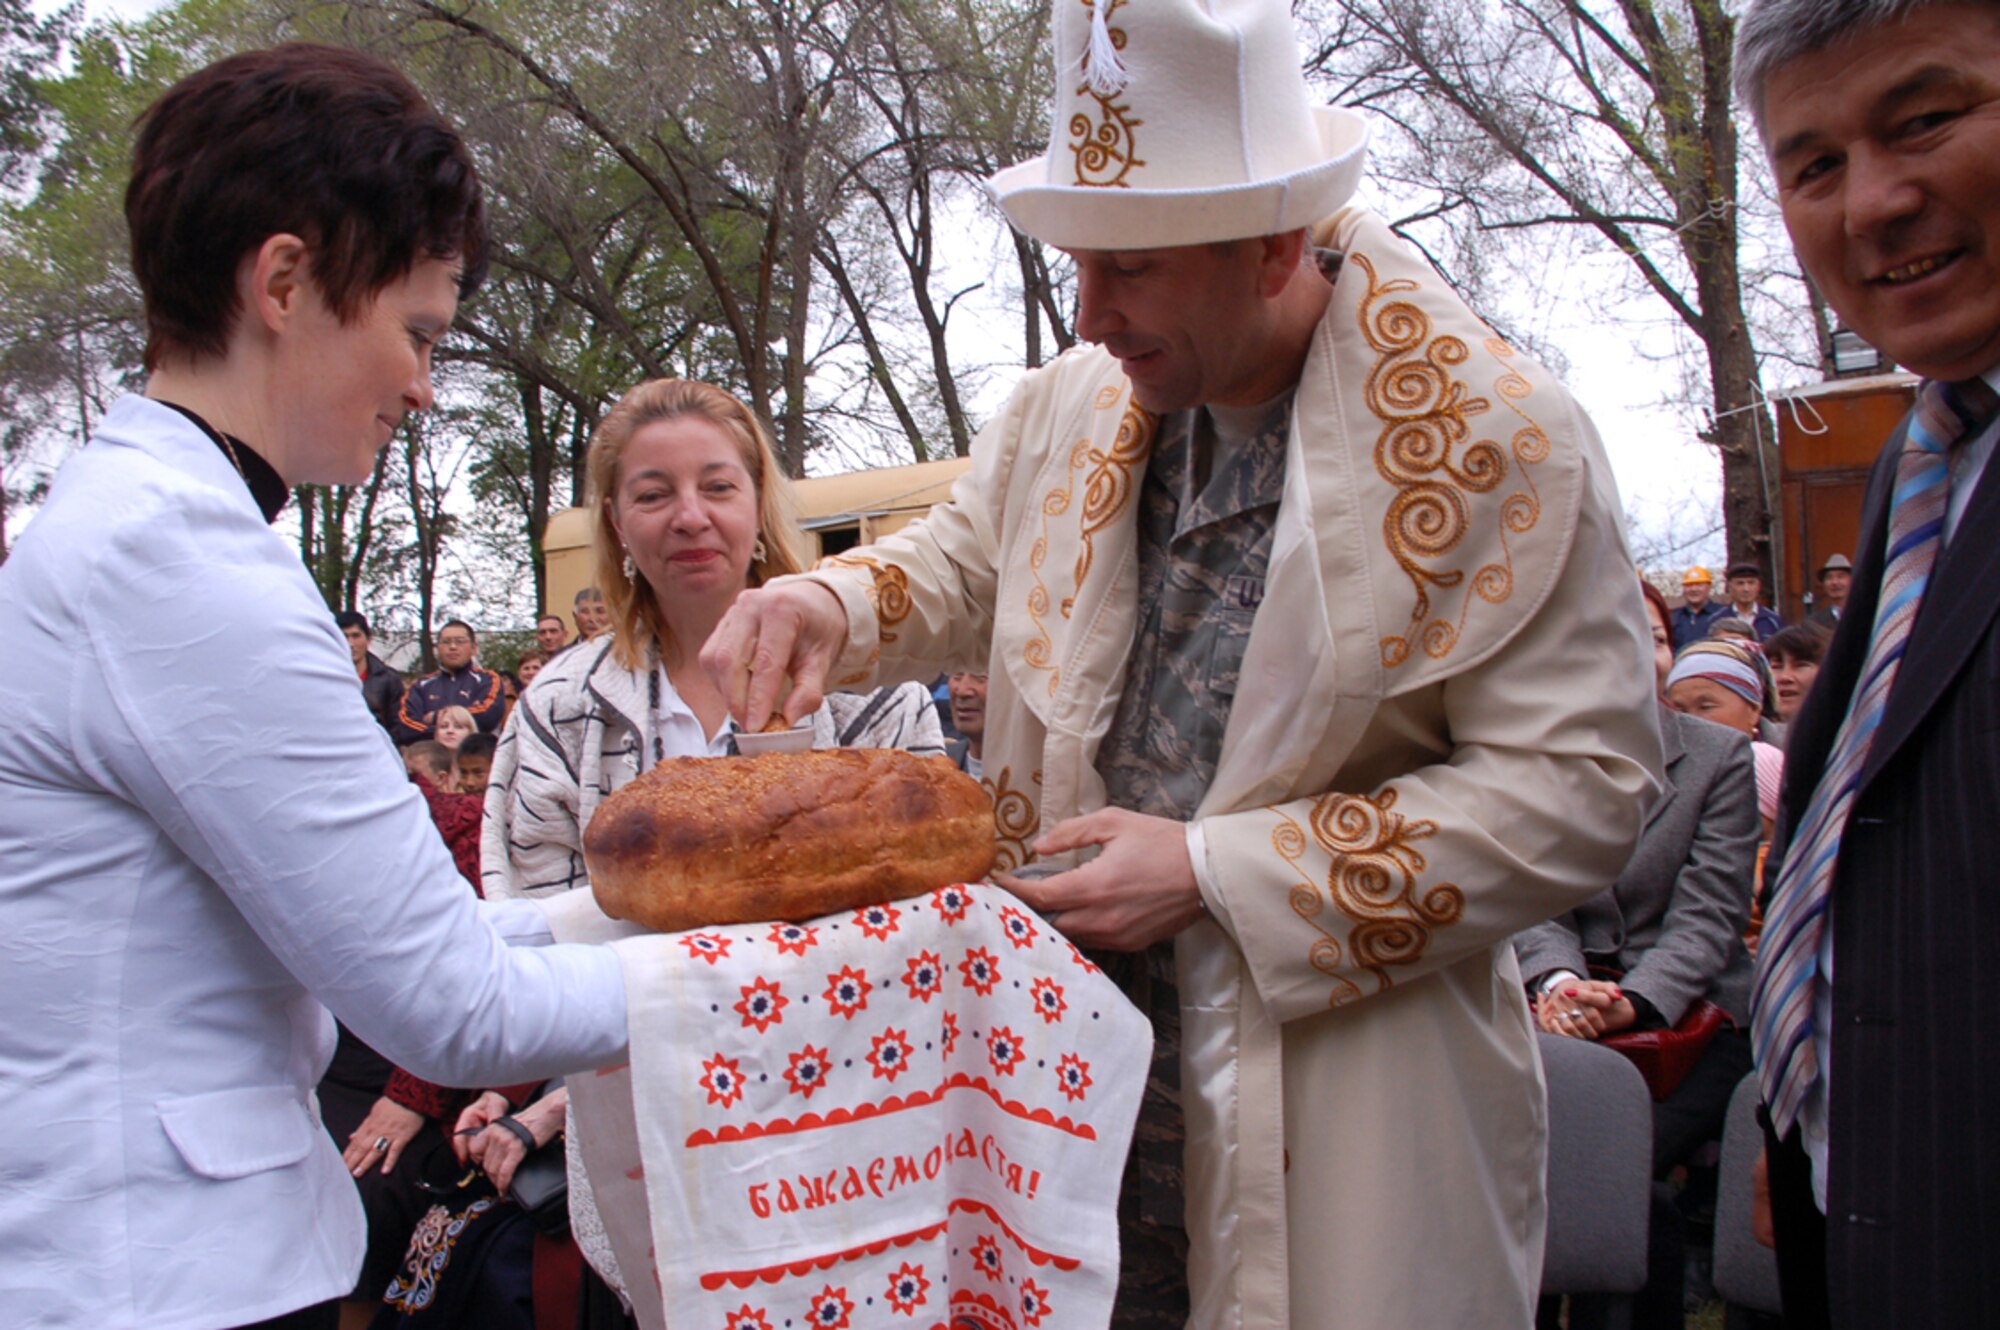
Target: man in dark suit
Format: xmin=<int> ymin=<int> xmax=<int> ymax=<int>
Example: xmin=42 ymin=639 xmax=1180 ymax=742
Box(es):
xmin=1722 ymin=562 xmax=1785 ymax=640
xmin=336 ymin=609 xmax=404 ymax=734
xmin=1805 ymin=554 xmax=1850 ymax=628
xmin=1734 ymin=1 xmax=2000 ymax=1325
xmin=534 ymin=613 xmax=573 ymax=658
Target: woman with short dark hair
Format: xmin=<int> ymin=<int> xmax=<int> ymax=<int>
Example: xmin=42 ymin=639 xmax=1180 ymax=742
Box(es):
xmin=1763 ymin=621 xmax=1831 ymax=723
xmin=0 ymin=46 xmax=626 ymax=1330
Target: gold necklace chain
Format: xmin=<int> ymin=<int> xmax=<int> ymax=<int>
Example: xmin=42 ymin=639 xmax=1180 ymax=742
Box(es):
xmin=216 ymin=432 xmax=246 ymax=478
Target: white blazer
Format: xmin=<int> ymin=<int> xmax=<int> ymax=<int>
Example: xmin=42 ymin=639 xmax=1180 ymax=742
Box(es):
xmin=0 ymin=396 xmax=628 ymax=1329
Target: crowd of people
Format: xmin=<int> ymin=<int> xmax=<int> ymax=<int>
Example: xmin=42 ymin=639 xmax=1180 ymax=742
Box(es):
xmin=2 ymin=0 xmax=1994 ymax=1327
xmin=337 ymin=553 xmax=1806 ymax=1328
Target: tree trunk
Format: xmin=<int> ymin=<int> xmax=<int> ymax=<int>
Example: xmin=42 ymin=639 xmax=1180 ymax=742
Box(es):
xmin=818 ymin=239 xmax=930 ymax=462
xmin=519 ymin=373 xmax=554 ymax=613
xmin=1694 ymin=237 xmax=1780 ymax=594
xmin=343 ymin=450 xmax=390 ymax=614
xmin=404 ymin=420 xmax=443 ymax=672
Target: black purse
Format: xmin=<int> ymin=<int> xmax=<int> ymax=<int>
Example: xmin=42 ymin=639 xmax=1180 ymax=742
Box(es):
xmin=489 ymin=1114 xmax=571 ymax=1239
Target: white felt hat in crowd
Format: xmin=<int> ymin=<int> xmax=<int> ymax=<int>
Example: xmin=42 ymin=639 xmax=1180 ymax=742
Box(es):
xmin=988 ymin=0 xmax=1371 ymax=250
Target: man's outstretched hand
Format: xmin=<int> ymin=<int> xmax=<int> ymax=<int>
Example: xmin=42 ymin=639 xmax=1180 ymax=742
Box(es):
xmin=996 ymin=808 xmax=1206 ymax=951
xmin=699 ymin=580 xmax=849 ymax=730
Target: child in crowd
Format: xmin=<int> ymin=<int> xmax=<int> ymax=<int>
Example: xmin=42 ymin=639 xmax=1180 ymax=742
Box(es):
xmin=402 ymin=740 xmax=456 ymax=792
xmin=453 ymin=733 xmax=497 ymax=800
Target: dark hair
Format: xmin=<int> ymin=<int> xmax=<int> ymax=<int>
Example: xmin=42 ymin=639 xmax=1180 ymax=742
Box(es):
xmin=573 ymin=586 xmax=605 ymax=608
xmin=1638 ymin=578 xmax=1672 ymax=637
xmin=1726 ymin=563 xmax=1762 ymax=581
xmin=334 ymin=609 xmax=371 ymax=637
xmin=127 ymin=44 xmax=489 ymax=371
xmin=1731 ymin=0 xmax=1984 ymax=133
xmin=438 ymin=619 xmax=476 ymax=641
xmin=1765 ymin=621 xmax=1831 ymax=667
xmin=536 ymin=614 xmax=566 ymax=630
xmin=455 ymin=732 xmax=498 ymax=762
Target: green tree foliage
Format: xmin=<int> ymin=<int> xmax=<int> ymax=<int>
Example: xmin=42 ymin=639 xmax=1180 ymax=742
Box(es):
xmin=0 ymin=0 xmax=1061 ymax=613
xmin=0 ymin=0 xmax=74 ymax=192
xmin=0 ymin=0 xmax=271 ymax=558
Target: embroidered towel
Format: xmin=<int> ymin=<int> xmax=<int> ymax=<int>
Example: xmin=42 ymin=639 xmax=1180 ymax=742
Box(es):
xmin=547 ymin=884 xmax=1149 ymax=1330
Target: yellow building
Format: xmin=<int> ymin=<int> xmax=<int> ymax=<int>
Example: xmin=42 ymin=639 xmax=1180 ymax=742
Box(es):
xmin=541 ymin=456 xmax=972 ymax=622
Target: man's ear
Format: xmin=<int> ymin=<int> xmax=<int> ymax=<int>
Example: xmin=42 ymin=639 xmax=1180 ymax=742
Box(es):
xmin=1255 ymin=229 xmax=1312 ymax=299
xmin=242 ymin=233 xmax=313 ymax=335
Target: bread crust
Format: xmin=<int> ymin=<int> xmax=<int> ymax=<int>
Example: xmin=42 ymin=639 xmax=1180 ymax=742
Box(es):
xmin=584 ymin=749 xmax=997 ymax=932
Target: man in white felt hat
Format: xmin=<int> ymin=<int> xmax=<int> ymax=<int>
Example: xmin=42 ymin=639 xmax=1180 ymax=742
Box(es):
xmin=703 ymin=0 xmax=1661 ymax=1323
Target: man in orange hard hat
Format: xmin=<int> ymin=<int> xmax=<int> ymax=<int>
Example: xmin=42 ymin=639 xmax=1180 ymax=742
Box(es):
xmin=1671 ymin=565 xmax=1730 ymax=648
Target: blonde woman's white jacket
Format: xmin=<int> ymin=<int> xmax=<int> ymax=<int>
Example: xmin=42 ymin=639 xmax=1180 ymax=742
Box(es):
xmin=0 ymin=396 xmax=628 ymax=1330
xmin=790 ymin=210 xmax=1663 ymax=1328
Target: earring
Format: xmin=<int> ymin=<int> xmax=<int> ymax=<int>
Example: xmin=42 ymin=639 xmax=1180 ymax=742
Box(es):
xmin=752 ymin=533 xmax=768 ymax=564
xmin=622 ymin=551 xmax=637 ymax=580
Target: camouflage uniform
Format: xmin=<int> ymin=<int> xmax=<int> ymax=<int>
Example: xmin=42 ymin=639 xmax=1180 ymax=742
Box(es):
xmin=1093 ymin=393 xmax=1291 ymax=1328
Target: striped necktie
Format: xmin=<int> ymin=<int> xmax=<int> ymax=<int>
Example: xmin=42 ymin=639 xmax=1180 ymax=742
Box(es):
xmin=1753 ymin=375 xmax=2000 ymax=1136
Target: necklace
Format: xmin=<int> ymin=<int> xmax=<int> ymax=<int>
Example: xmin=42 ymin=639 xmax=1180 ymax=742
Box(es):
xmin=646 ymin=644 xmax=666 ymax=766
xmin=155 ymin=399 xmax=287 ymax=522
xmin=215 ymin=431 xmax=247 ymax=480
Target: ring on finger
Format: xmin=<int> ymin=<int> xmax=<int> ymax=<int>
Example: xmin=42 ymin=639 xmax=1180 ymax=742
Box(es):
xmin=373 ymin=1136 xmax=391 ymax=1152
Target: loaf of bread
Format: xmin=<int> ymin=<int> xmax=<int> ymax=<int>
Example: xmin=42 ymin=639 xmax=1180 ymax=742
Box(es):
xmin=584 ymin=748 xmax=997 ymax=933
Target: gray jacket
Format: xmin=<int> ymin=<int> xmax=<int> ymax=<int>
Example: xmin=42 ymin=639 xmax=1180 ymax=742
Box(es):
xmin=1514 ymin=705 xmax=1760 ymax=1024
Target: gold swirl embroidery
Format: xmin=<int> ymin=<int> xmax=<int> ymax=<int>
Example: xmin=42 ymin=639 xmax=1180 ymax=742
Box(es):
xmin=1068 ymin=0 xmax=1144 ymax=187
xmin=1272 ymin=786 xmax=1466 ymax=1007
xmin=1024 ymin=444 xmax=1080 ymax=697
xmin=1069 ymin=400 xmax=1156 ymax=615
xmin=817 ymin=552 xmax=913 ymax=645
xmin=1023 ymin=398 xmax=1157 ymax=695
xmin=982 ymin=767 xmax=1043 ymax=874
xmin=1353 ymin=253 xmax=1546 ymax=668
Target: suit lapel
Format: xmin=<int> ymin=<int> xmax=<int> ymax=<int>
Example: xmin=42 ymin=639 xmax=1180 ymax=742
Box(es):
xmin=1863 ymin=442 xmax=2000 ymax=787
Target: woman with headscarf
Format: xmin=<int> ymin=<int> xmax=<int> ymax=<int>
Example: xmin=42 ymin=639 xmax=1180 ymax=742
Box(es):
xmin=0 ymin=47 xmax=627 ymax=1330
xmin=1664 ymin=637 xmax=1786 ymax=832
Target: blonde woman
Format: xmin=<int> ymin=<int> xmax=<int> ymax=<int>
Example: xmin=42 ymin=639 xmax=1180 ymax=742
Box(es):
xmin=484 ymin=379 xmax=943 ymax=900
xmin=432 ymin=705 xmax=477 ymax=750
xmin=477 ymin=379 xmax=943 ymax=1302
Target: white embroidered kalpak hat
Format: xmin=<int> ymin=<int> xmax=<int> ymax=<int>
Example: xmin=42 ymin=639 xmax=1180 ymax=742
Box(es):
xmin=988 ymin=0 xmax=1371 ymax=250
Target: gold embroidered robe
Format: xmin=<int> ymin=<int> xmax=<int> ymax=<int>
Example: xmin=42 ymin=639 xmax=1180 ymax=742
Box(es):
xmin=791 ymin=209 xmax=1662 ymax=1328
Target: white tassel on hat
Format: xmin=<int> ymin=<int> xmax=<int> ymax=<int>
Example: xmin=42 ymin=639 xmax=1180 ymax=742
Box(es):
xmin=1083 ymin=0 xmax=1130 ymax=97
xmin=989 ymin=0 xmax=1372 ymax=249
